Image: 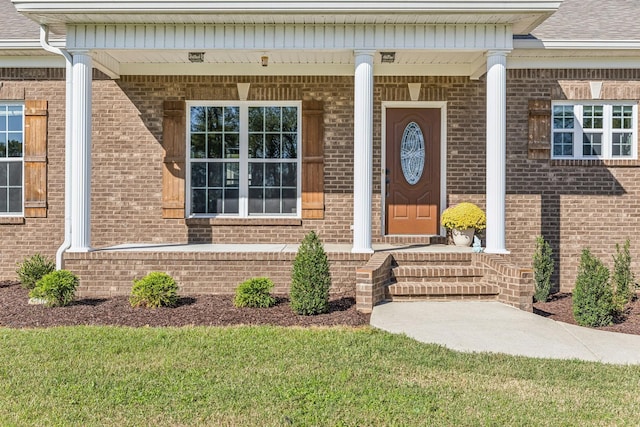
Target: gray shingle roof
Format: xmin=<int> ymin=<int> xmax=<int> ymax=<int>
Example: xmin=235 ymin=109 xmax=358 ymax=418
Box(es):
xmin=0 ymin=0 xmax=42 ymax=40
xmin=532 ymin=0 xmax=640 ymax=40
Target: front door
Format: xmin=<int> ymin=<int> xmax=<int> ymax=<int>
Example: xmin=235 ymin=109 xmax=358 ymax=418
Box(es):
xmin=385 ymin=108 xmax=441 ymax=235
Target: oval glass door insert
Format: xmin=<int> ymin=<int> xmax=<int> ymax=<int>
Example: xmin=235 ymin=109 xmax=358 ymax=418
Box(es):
xmin=400 ymin=121 xmax=425 ymax=185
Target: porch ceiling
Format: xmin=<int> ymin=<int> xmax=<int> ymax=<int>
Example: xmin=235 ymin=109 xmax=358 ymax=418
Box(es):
xmin=106 ymin=49 xmax=484 ymax=66
xmin=95 ymin=49 xmax=488 ymax=77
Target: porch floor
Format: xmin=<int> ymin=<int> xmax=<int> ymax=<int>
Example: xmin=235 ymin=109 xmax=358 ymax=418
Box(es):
xmin=94 ymin=243 xmax=475 ymax=254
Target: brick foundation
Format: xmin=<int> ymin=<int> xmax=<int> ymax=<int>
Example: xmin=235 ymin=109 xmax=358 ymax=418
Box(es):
xmin=64 ymin=249 xmax=369 ymax=298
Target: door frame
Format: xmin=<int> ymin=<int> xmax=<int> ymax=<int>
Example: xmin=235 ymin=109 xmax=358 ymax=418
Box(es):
xmin=381 ymin=101 xmax=447 ymax=236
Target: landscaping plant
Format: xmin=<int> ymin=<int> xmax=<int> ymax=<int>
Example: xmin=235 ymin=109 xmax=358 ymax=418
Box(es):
xmin=612 ymin=239 xmax=635 ymax=314
xmin=16 ymin=253 xmax=55 ymax=290
xmin=28 ymin=269 xmax=78 ymax=307
xmin=234 ymin=277 xmax=277 ymax=308
xmin=441 ymin=202 xmax=486 ymax=231
xmin=130 ymin=272 xmax=179 ymax=308
xmin=572 ymin=249 xmax=615 ymax=327
xmin=532 ymin=236 xmax=554 ymax=302
xmin=290 ymin=231 xmax=331 ymax=315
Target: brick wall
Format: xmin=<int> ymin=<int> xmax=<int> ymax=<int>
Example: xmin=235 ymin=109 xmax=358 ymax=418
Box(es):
xmin=505 ymin=69 xmax=640 ymax=292
xmin=0 ymin=71 xmax=66 ymax=279
xmin=2 ymin=70 xmax=640 ymax=294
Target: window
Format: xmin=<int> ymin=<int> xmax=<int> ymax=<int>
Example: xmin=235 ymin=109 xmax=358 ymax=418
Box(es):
xmin=0 ymin=103 xmax=23 ymax=215
xmin=552 ymin=102 xmax=637 ymax=159
xmin=187 ymin=102 xmax=301 ymax=217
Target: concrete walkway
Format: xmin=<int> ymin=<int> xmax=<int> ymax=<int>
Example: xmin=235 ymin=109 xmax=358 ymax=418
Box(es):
xmin=370 ymin=301 xmax=640 ymax=365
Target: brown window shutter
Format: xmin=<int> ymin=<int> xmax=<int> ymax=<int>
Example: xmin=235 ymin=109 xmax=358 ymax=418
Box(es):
xmin=302 ymin=100 xmax=325 ymax=219
xmin=24 ymin=100 xmax=48 ymax=218
xmin=162 ymin=100 xmax=186 ymax=219
xmin=528 ymin=99 xmax=551 ymax=159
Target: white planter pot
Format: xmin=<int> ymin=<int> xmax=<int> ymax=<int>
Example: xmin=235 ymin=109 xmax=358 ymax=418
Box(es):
xmin=451 ymin=228 xmax=475 ymax=247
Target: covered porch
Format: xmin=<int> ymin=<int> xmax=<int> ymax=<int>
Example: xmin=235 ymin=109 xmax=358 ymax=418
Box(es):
xmin=12 ymin=0 xmax=557 ymax=310
xmin=11 ymin=0 xmax=563 ymax=256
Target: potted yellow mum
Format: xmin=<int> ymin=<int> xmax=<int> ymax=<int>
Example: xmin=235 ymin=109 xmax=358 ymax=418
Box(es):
xmin=441 ymin=202 xmax=486 ymax=247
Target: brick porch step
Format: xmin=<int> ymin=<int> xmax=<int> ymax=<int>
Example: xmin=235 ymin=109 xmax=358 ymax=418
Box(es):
xmin=392 ymin=265 xmax=484 ymax=282
xmin=381 ymin=235 xmax=447 ymax=245
xmin=386 ymin=282 xmax=499 ymax=301
xmin=391 ymin=252 xmax=474 ymax=266
xmin=386 ymin=263 xmax=498 ymax=301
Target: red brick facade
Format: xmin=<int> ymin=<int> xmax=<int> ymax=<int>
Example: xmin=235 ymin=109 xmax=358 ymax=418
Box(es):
xmin=1 ymin=69 xmax=640 ymax=294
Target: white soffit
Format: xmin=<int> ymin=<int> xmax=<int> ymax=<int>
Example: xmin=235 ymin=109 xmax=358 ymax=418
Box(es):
xmin=0 ymin=55 xmax=65 ymax=67
xmin=12 ymin=0 xmax=562 ymax=35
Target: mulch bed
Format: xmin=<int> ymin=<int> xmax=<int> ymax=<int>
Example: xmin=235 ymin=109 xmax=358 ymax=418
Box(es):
xmin=0 ymin=281 xmax=370 ymax=328
xmin=533 ymin=292 xmax=640 ymax=335
xmin=4 ymin=279 xmax=640 ymax=335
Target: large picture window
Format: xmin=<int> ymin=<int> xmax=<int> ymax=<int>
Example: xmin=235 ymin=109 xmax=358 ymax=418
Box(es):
xmin=0 ymin=103 xmax=23 ymax=215
xmin=552 ymin=101 xmax=637 ymax=159
xmin=187 ymin=102 xmax=301 ymax=217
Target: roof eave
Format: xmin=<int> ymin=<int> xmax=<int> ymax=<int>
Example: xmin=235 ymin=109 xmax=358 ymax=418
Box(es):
xmin=12 ymin=0 xmax=562 ymax=35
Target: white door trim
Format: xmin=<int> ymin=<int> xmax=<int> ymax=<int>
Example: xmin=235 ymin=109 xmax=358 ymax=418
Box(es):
xmin=381 ymin=101 xmax=447 ymax=236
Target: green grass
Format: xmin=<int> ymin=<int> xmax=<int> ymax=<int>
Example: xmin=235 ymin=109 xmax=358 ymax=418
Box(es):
xmin=1 ymin=326 xmax=639 ymax=426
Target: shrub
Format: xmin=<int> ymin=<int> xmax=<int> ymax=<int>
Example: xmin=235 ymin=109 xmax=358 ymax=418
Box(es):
xmin=234 ymin=277 xmax=277 ymax=308
xmin=572 ymin=249 xmax=615 ymax=327
xmin=130 ymin=272 xmax=179 ymax=308
xmin=441 ymin=202 xmax=486 ymax=231
xmin=290 ymin=231 xmax=331 ymax=315
xmin=28 ymin=270 xmax=78 ymax=307
xmin=16 ymin=253 xmax=55 ymax=290
xmin=612 ymin=239 xmax=635 ymax=314
xmin=532 ymin=236 xmax=554 ymax=303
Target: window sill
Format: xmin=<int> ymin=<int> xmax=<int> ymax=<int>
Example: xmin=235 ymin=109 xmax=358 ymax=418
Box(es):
xmin=186 ymin=217 xmax=302 ymax=226
xmin=551 ymin=159 xmax=640 ymax=167
xmin=0 ymin=217 xmax=25 ymax=225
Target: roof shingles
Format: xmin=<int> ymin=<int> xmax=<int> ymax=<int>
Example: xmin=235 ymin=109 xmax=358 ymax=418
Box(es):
xmin=0 ymin=0 xmax=42 ymax=40
xmin=532 ymin=0 xmax=640 ymax=40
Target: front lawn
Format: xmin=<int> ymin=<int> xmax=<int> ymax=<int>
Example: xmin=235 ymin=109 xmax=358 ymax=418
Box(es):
xmin=1 ymin=326 xmax=639 ymax=426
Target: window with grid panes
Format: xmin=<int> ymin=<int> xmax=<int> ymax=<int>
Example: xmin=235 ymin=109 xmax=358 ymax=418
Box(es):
xmin=187 ymin=102 xmax=301 ymax=217
xmin=0 ymin=103 xmax=23 ymax=215
xmin=552 ymin=101 xmax=637 ymax=159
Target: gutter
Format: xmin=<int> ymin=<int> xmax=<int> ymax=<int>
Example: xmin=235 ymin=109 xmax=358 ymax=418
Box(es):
xmin=39 ymin=25 xmax=73 ymax=270
xmin=514 ymin=38 xmax=640 ymax=50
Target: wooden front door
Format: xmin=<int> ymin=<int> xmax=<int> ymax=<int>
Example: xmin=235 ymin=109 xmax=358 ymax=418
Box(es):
xmin=385 ymin=108 xmax=441 ymax=235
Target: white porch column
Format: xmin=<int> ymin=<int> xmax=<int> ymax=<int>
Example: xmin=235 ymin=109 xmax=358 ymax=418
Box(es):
xmin=485 ymin=50 xmax=510 ymax=254
xmin=69 ymin=51 xmax=93 ymax=252
xmin=352 ymin=50 xmax=375 ymax=254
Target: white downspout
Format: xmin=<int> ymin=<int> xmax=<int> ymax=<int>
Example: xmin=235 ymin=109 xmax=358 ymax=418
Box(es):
xmin=39 ymin=25 xmax=73 ymax=270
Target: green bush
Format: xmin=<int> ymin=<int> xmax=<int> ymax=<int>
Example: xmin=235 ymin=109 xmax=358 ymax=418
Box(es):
xmin=572 ymin=249 xmax=615 ymax=327
xmin=28 ymin=270 xmax=78 ymax=307
xmin=532 ymin=236 xmax=554 ymax=303
xmin=234 ymin=277 xmax=277 ymax=308
xmin=130 ymin=272 xmax=179 ymax=308
xmin=16 ymin=253 xmax=55 ymax=290
xmin=290 ymin=231 xmax=331 ymax=315
xmin=612 ymin=239 xmax=635 ymax=314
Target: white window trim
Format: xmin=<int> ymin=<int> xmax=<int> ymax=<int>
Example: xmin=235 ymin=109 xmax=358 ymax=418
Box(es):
xmin=551 ymin=100 xmax=638 ymax=160
xmin=185 ymin=100 xmax=302 ymax=218
xmin=0 ymin=101 xmax=24 ymax=217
